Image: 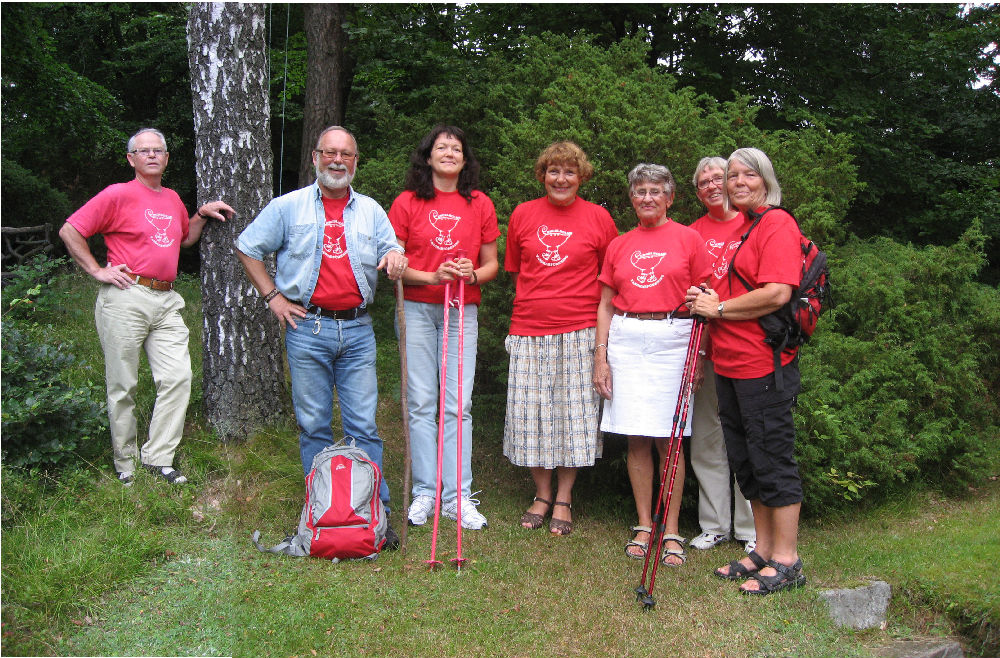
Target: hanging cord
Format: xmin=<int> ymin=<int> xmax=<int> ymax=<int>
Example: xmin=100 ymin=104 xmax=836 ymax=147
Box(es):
xmin=276 ymin=4 xmax=290 ymax=194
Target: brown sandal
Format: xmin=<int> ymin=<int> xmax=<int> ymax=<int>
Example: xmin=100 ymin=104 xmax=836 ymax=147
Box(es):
xmin=519 ymin=497 xmax=552 ymax=529
xmin=549 ymin=501 xmax=573 ymax=536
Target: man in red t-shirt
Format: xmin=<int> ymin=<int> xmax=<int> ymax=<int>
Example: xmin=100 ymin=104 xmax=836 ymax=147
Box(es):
xmin=60 ymin=128 xmax=233 ymax=486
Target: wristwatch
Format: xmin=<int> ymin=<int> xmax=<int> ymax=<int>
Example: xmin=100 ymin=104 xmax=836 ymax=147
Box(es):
xmin=717 ymin=302 xmax=725 ymax=318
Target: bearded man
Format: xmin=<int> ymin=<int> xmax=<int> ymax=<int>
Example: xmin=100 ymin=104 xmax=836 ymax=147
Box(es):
xmin=236 ymin=126 xmax=407 ymax=547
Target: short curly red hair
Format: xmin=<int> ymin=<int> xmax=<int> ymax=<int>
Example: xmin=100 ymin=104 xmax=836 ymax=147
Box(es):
xmin=534 ymin=141 xmax=594 ymax=183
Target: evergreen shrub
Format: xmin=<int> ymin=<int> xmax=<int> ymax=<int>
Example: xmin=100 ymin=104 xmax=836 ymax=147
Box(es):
xmin=796 ymin=224 xmax=1000 ymax=512
xmin=1 ymin=258 xmax=108 ymax=468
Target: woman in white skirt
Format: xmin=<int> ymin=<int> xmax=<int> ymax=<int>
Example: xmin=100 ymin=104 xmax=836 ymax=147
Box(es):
xmin=593 ymin=163 xmax=712 ymax=566
xmin=503 ymin=142 xmax=619 ymax=535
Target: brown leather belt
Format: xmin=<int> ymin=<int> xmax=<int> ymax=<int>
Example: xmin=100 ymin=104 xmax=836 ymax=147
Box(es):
xmin=130 ymin=274 xmax=173 ymax=291
xmin=614 ymin=309 xmax=669 ymax=320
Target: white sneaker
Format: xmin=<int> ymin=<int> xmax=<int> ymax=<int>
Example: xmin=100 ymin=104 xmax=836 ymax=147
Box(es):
xmin=689 ymin=532 xmax=731 ymax=550
xmin=743 ymin=539 xmax=757 ymax=554
xmin=407 ymin=495 xmax=436 ymax=526
xmin=441 ymin=495 xmax=488 ymax=530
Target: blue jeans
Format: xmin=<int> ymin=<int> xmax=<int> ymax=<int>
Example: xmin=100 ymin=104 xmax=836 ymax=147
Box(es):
xmin=401 ymin=300 xmax=478 ymax=502
xmin=284 ymin=313 xmax=389 ymax=507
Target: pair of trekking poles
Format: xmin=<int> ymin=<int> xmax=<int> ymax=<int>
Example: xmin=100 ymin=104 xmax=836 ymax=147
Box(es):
xmin=634 ymin=310 xmax=708 ymax=610
xmin=395 ymin=250 xmax=470 ymax=571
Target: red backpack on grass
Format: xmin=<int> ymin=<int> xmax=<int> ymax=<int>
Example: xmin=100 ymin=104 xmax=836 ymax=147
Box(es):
xmin=252 ymin=439 xmax=388 ymax=562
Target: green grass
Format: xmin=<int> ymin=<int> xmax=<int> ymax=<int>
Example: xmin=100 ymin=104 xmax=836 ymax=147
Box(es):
xmin=2 ymin=270 xmax=998 ymax=657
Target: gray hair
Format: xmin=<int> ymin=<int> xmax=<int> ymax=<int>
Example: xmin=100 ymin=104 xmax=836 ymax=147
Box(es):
xmin=127 ymin=128 xmax=167 ymax=153
xmin=726 ymin=148 xmax=782 ymax=208
xmin=627 ymin=163 xmax=675 ymax=197
xmin=315 ymin=125 xmax=359 ymax=156
xmin=692 ymin=156 xmax=728 ymax=187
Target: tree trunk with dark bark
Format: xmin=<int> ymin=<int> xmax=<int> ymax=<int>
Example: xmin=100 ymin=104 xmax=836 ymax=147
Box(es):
xmin=187 ymin=2 xmax=286 ymax=441
xmin=298 ymin=3 xmax=352 ymax=187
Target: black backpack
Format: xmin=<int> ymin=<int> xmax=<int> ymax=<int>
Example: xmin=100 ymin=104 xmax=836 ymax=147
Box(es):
xmin=729 ymin=206 xmax=832 ymax=390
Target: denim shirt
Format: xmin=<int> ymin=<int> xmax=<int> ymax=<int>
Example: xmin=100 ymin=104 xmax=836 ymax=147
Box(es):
xmin=237 ymin=183 xmax=402 ymax=308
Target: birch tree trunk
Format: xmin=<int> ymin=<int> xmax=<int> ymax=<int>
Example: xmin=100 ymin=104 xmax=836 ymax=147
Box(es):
xmin=187 ymin=2 xmax=286 ymax=441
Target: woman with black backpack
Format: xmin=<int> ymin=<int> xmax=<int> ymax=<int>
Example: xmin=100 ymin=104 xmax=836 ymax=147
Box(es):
xmin=686 ymin=148 xmax=807 ymax=595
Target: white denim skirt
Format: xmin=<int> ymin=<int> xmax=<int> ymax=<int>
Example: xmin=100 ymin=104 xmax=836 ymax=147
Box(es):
xmin=600 ymin=314 xmax=694 ymax=438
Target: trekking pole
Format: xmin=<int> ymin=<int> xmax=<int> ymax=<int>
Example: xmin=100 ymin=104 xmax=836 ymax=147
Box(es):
xmin=635 ymin=317 xmax=699 ymax=597
xmin=451 ymin=249 xmax=469 ymax=571
xmin=426 ymin=255 xmax=455 ymax=570
xmin=635 ymin=314 xmax=707 ymax=610
xmin=395 ymin=279 xmax=412 ymax=553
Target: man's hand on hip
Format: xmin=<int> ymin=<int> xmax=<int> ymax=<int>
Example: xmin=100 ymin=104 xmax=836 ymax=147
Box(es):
xmin=95 ymin=264 xmax=135 ymax=290
xmin=268 ymin=293 xmax=307 ymax=330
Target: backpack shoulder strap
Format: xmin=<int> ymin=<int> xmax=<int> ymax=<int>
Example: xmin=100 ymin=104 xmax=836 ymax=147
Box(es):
xmin=728 ymin=206 xmax=798 ymax=293
xmin=251 ymin=530 xmax=310 ymax=557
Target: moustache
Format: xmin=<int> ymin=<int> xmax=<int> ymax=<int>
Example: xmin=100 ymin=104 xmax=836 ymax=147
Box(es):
xmin=325 ymin=164 xmax=349 ymax=173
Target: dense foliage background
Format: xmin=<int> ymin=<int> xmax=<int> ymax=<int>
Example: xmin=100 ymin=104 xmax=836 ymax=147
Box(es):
xmin=2 ymin=3 xmax=998 ymax=513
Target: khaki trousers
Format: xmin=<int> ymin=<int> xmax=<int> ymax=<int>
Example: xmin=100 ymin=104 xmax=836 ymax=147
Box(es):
xmin=690 ymin=360 xmax=755 ymax=540
xmin=95 ymin=284 xmax=192 ymax=473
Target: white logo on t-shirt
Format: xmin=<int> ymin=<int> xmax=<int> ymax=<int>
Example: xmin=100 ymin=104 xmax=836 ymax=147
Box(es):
xmin=535 ymin=225 xmax=572 ymax=267
xmin=428 ymin=210 xmax=461 ymax=251
xmin=629 ymin=250 xmax=666 ymax=288
xmin=323 ymin=219 xmax=348 ymax=260
xmin=712 ymin=240 xmax=742 ymax=281
xmin=145 ymin=209 xmax=174 ymax=248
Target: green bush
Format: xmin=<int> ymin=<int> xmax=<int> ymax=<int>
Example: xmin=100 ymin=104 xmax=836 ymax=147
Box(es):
xmin=1 ymin=323 xmax=108 ymax=468
xmin=796 ymin=223 xmax=1000 ymax=512
xmin=1 ymin=257 xmax=108 ymax=468
xmin=0 ymin=158 xmax=73 ymax=229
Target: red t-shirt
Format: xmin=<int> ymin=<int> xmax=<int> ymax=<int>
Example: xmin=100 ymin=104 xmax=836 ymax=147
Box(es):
xmin=310 ymin=196 xmax=364 ymax=311
xmin=688 ymin=212 xmax=750 ymax=289
xmin=709 ymin=206 xmax=803 ymax=379
xmin=598 ymin=220 xmax=712 ymax=313
xmin=505 ymin=196 xmax=618 ymax=336
xmin=388 ymin=189 xmax=501 ymax=305
xmin=66 ymin=179 xmax=190 ymax=282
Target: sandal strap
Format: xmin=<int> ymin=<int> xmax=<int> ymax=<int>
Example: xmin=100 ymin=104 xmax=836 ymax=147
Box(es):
xmin=767 ymin=558 xmax=803 ymax=578
xmin=553 ymin=501 xmax=572 ymax=509
xmin=747 ymin=550 xmax=768 ymax=570
xmin=532 ymin=496 xmax=553 ymax=506
xmin=661 ymin=534 xmax=686 ymax=545
xmin=631 ymin=525 xmax=652 ymax=534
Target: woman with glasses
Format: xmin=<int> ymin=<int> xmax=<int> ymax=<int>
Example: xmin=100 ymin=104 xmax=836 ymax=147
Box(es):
xmin=593 ymin=163 xmax=712 ymax=567
xmin=503 ymin=142 xmax=619 ymax=536
xmin=685 ymin=158 xmax=757 ymax=554
xmin=687 ymin=148 xmax=807 ymax=595
xmin=388 ymin=125 xmax=501 ymax=531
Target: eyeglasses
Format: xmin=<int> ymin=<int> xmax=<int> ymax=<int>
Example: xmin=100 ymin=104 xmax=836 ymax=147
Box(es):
xmin=314 ymin=149 xmax=357 ymax=161
xmin=697 ymin=176 xmax=724 ymax=190
xmin=630 ymin=188 xmax=667 ymax=199
xmin=130 ymin=148 xmax=166 ymax=157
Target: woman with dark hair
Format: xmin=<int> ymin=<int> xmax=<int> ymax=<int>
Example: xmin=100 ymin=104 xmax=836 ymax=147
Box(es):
xmin=389 ymin=125 xmax=501 ymax=530
xmin=687 ymin=147 xmax=807 ymax=595
xmin=593 ymin=163 xmax=712 ymax=567
xmin=503 ymin=141 xmax=618 ymax=536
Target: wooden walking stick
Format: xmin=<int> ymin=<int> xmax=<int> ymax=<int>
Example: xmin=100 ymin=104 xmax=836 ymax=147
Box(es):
xmin=395 ymin=279 xmax=412 ymax=553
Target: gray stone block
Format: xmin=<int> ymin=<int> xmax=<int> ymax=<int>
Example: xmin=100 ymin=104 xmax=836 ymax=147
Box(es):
xmin=819 ymin=580 xmax=892 ymax=630
xmin=873 ymin=638 xmax=965 ymax=658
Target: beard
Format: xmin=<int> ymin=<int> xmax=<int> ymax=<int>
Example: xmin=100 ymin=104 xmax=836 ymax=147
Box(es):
xmin=316 ymin=163 xmax=355 ymax=190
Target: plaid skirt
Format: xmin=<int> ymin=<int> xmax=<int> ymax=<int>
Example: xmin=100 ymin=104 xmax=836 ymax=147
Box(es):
xmin=503 ymin=328 xmax=603 ymax=468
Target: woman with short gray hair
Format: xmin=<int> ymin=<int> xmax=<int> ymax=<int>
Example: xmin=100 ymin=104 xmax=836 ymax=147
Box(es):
xmin=688 ymin=147 xmax=807 ymax=595
xmin=686 ymin=156 xmax=757 ymax=554
xmin=593 ymin=163 xmax=712 ymax=568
